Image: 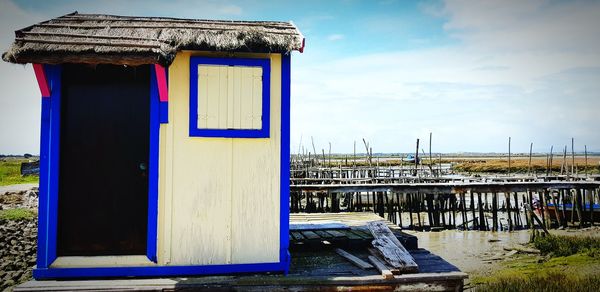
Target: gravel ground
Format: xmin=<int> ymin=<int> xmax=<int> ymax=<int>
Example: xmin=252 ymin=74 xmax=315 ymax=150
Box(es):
xmin=0 ymin=187 xmax=38 ymax=292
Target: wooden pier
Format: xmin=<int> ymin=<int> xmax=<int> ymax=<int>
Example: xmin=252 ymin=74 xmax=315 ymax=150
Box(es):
xmin=290 ymin=162 xmax=600 ymax=231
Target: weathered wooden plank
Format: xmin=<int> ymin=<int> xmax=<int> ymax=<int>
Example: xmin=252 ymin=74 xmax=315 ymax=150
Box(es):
xmin=290 ymin=232 xmax=305 ymax=241
xmin=367 ymin=247 xmax=399 ymax=275
xmin=301 ymin=231 xmax=321 ymax=240
xmin=15 ymin=272 xmax=468 ymax=291
xmin=335 ymin=248 xmax=373 ymax=270
xmin=326 ymin=230 xmax=347 ymax=238
xmin=368 ymin=255 xmax=394 ymax=280
xmin=367 ymin=221 xmax=418 ymax=273
xmin=350 ymin=229 xmax=373 ymax=239
xmin=340 ymin=230 xmax=362 ymax=240
xmin=314 ymin=230 xmax=334 ymax=239
xmin=289 ymin=222 xmax=350 ymax=231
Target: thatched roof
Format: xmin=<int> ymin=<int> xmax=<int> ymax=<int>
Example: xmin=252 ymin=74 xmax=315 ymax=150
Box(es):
xmin=2 ymin=12 xmax=305 ymax=66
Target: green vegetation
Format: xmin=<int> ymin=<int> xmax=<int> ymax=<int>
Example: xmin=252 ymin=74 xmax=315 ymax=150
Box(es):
xmin=0 ymin=159 xmax=39 ymax=186
xmin=454 ymin=158 xmax=600 ymax=174
xmin=475 ymin=270 xmax=600 ymax=292
xmin=534 ymin=234 xmax=600 ymax=257
xmin=0 ymin=208 xmax=37 ymax=220
xmin=473 ymin=235 xmax=600 ymax=291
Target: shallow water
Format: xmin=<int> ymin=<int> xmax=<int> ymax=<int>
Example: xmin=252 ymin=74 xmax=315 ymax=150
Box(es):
xmin=405 ymin=229 xmax=531 ymax=274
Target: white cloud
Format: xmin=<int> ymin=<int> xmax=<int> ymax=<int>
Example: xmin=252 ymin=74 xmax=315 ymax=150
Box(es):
xmin=291 ymin=0 xmax=600 ymax=153
xmin=0 ymin=0 xmax=48 ymax=154
xmin=327 ymin=34 xmax=344 ymax=41
xmin=218 ymin=4 xmax=243 ymax=15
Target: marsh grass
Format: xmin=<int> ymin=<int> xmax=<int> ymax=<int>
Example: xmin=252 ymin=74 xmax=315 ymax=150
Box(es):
xmin=534 ymin=235 xmax=600 ymax=257
xmin=0 ymin=208 xmax=37 ymax=220
xmin=0 ymin=159 xmax=39 ymax=186
xmin=476 ymin=271 xmax=600 ymax=292
xmin=453 ymin=157 xmax=600 ymax=174
xmin=474 ymin=235 xmax=600 ymax=291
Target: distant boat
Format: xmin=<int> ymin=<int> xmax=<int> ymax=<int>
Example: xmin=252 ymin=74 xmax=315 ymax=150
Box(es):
xmin=545 ymin=203 xmax=600 ymax=222
xmin=405 ymin=154 xmax=420 ymax=164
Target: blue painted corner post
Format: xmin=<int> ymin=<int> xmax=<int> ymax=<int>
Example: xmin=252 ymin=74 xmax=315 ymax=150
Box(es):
xmin=280 ymin=53 xmax=292 ymax=274
xmin=37 ymin=64 xmax=61 ymax=271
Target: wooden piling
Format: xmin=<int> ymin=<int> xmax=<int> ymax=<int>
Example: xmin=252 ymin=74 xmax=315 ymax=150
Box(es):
xmin=528 ymin=142 xmax=533 ymax=176
xmin=492 ymin=192 xmax=498 ymax=231
xmin=414 ymin=139 xmax=420 ymax=177
xmin=506 ymin=192 xmax=513 ymax=231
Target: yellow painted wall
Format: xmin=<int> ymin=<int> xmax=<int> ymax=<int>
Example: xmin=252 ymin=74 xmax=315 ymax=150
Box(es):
xmin=157 ymin=51 xmax=281 ymax=266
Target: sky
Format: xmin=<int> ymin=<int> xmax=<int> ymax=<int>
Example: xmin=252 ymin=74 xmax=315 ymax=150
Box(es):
xmin=1 ymin=0 xmax=599 ymax=154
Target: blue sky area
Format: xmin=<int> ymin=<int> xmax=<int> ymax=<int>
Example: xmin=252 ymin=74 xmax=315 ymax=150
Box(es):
xmin=1 ymin=0 xmax=599 ymax=154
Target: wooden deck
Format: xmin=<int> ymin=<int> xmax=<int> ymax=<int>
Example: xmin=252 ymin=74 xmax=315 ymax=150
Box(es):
xmin=290 ymin=212 xmax=419 ymax=250
xmin=16 ymin=213 xmax=467 ymax=291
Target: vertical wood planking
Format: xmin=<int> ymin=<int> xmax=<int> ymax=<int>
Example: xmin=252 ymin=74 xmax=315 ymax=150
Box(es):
xmin=196 ymin=65 xmax=263 ymax=130
xmin=206 ymin=66 xmax=220 ymax=128
xmin=233 ymin=67 xmax=242 ymax=128
xmin=227 ymin=67 xmax=235 ymax=129
xmin=197 ymin=66 xmax=209 ymax=129
xmin=160 ymin=52 xmax=281 ymax=266
xmin=171 ymin=54 xmax=234 ymax=265
xmin=231 ymin=56 xmax=279 ymax=264
xmin=252 ymin=67 xmax=263 ymax=129
xmin=240 ymin=68 xmax=253 ymax=128
xmin=218 ymin=66 xmax=228 ymax=128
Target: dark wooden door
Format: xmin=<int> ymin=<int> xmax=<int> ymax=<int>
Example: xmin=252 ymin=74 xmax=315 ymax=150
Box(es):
xmin=57 ymin=64 xmax=150 ymax=256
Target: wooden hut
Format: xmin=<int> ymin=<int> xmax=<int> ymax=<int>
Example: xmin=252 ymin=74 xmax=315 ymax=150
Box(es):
xmin=2 ymin=12 xmax=304 ymax=279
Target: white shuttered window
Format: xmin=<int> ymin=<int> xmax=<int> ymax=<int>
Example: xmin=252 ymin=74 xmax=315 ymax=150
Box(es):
xmin=197 ymin=65 xmax=263 ymax=130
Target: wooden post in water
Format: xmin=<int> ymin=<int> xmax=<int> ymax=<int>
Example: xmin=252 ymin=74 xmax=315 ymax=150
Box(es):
xmin=438 ymin=154 xmax=442 ymax=176
xmin=527 ymin=191 xmax=535 ymax=239
xmin=559 ymin=190 xmax=567 ymax=228
xmin=451 ymin=195 xmax=457 ymax=229
xmin=396 ymin=193 xmax=403 ymax=228
xmin=585 ymin=145 xmax=588 ymax=178
xmin=514 ymin=192 xmax=521 ymax=228
xmin=353 ymin=141 xmax=356 ymax=168
xmin=540 ymin=190 xmax=548 ymax=229
xmin=528 ymin=142 xmax=533 ymax=176
xmin=429 ymin=132 xmax=433 ymax=177
xmin=470 ymin=191 xmax=477 ymax=230
xmin=460 ymin=193 xmax=467 ymax=229
xmin=426 ymin=194 xmax=434 ymax=227
xmin=589 ymin=189 xmax=594 ymax=225
xmin=478 ymin=193 xmax=486 ymax=231
xmin=508 ymin=137 xmax=511 ymax=176
xmin=408 ymin=193 xmax=413 ymax=228
xmin=575 ymin=189 xmax=583 ymax=228
xmin=523 ymin=194 xmax=530 ymax=229
xmin=561 ymin=146 xmax=567 ymax=175
xmin=492 ymin=192 xmax=498 ymax=231
xmin=416 ymin=193 xmax=422 ymax=229
xmin=414 ymin=139 xmax=420 ymax=177
xmin=546 ymin=154 xmax=550 ymax=179
xmin=549 ymin=146 xmax=554 ymax=176
xmin=571 ymin=138 xmax=575 ymax=177
xmin=506 ymin=192 xmax=513 ymax=231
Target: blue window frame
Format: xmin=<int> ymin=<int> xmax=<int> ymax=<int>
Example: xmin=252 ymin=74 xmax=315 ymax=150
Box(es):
xmin=189 ymin=57 xmax=270 ymax=138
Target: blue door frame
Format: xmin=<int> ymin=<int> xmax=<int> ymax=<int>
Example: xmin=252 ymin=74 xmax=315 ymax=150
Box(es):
xmin=35 ymin=64 xmax=160 ymax=270
xmin=33 ymin=54 xmax=291 ymax=279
